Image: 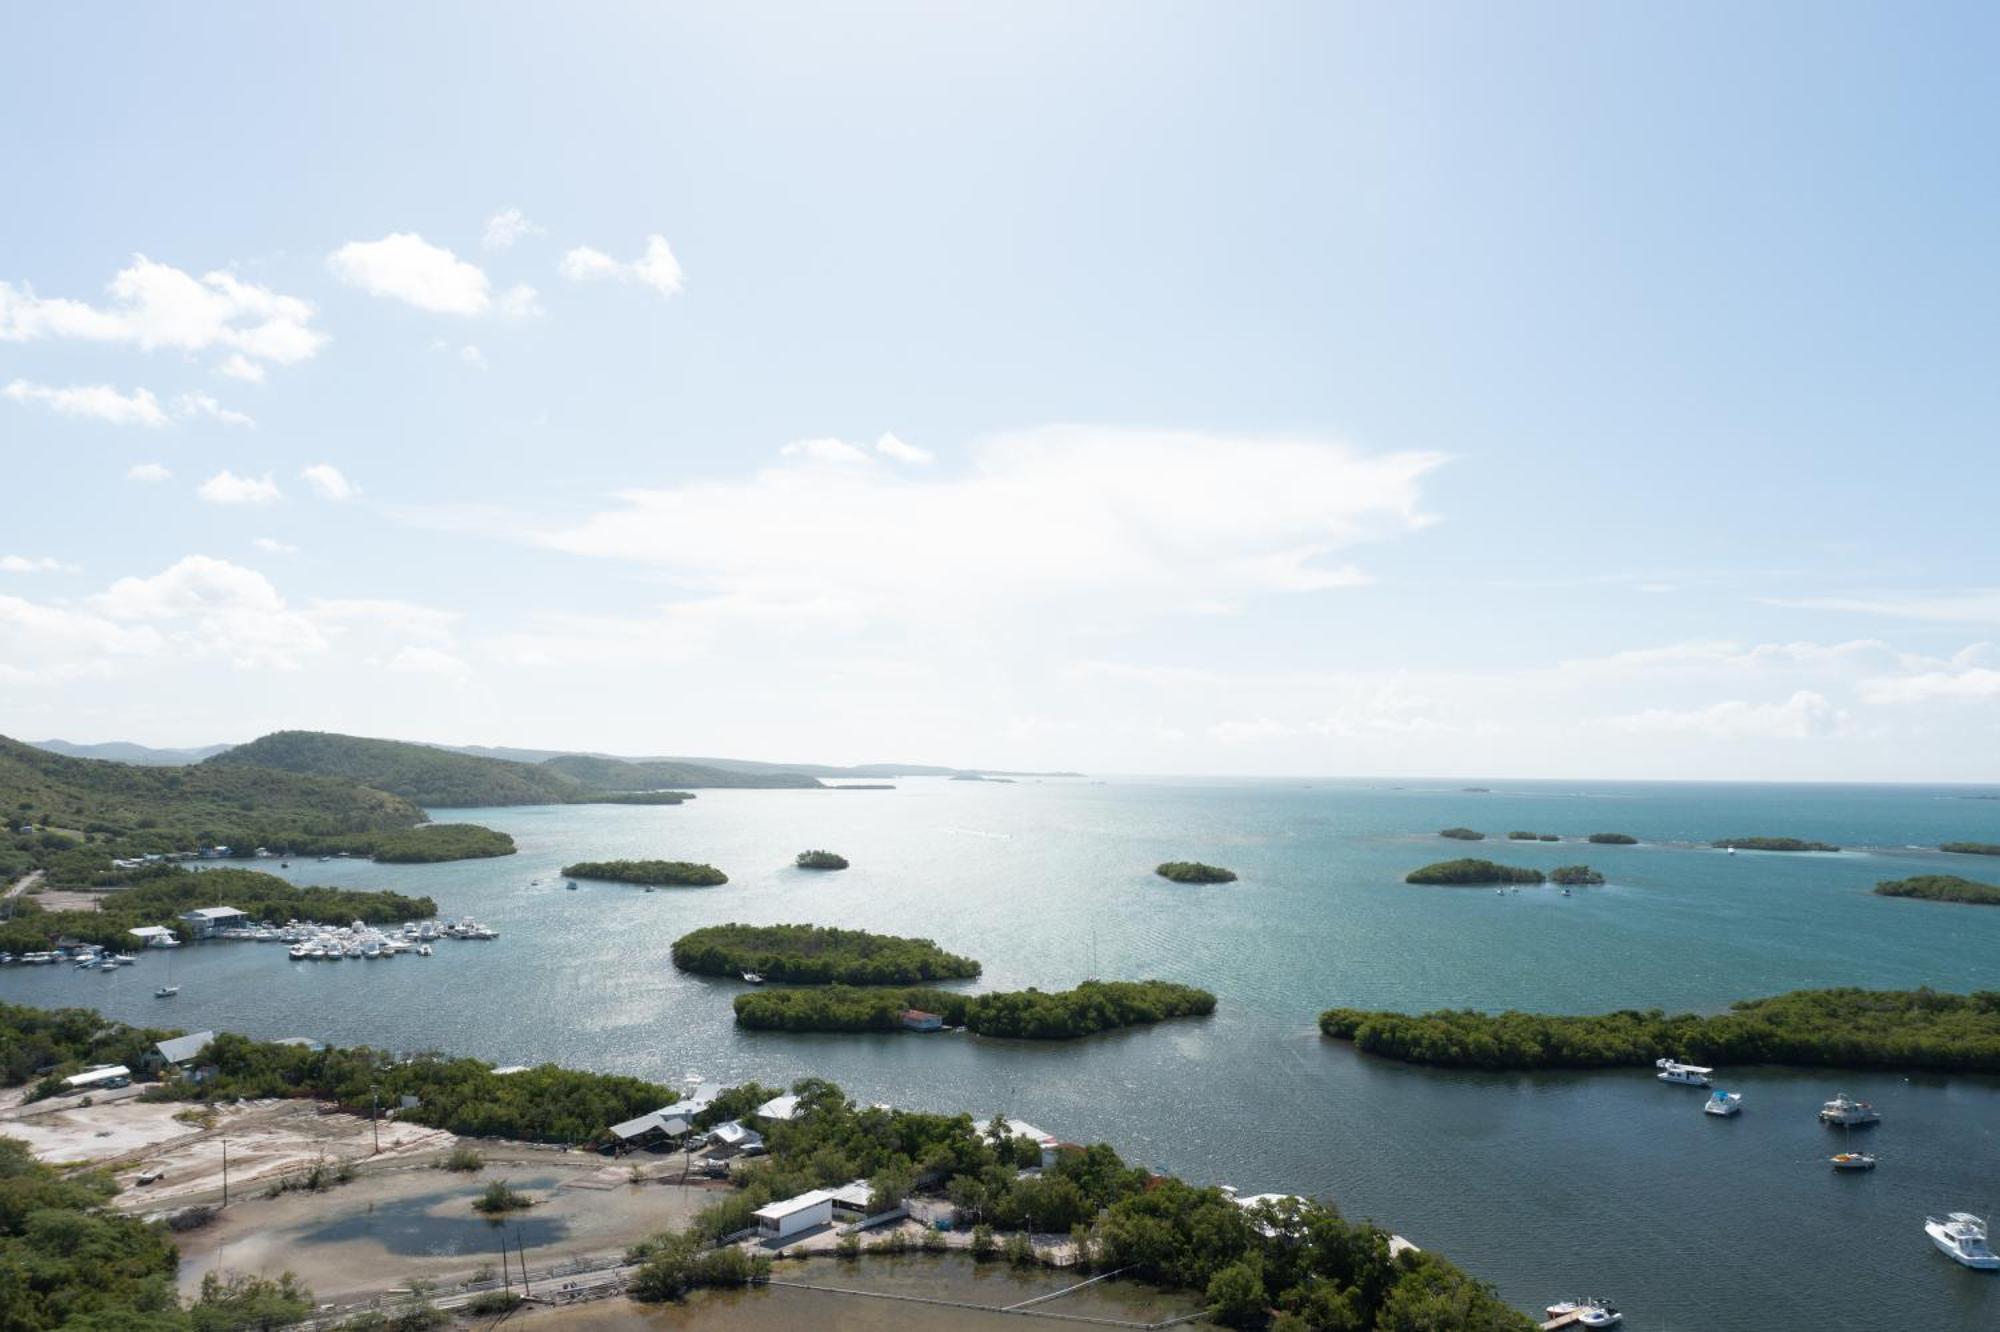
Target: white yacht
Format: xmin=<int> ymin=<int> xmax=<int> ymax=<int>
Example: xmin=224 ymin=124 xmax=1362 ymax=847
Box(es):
xmin=1925 ymin=1213 xmax=2000 ymax=1270
xmin=1656 ymin=1057 xmax=1713 ymax=1086
xmin=1704 ymin=1090 xmax=1743 ymax=1116
xmin=154 ymin=985 xmax=178 ymax=998
xmin=1830 ymin=1152 xmax=1876 ymax=1171
xmin=1819 ymin=1092 xmax=1880 ymax=1126
xmin=742 ymin=971 xmax=765 ymax=984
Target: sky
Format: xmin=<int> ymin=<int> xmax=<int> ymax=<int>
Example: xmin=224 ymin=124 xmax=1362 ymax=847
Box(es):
xmin=3 ymin=2 xmax=1999 ymax=780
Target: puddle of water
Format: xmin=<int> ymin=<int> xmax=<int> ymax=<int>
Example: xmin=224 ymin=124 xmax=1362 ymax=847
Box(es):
xmin=294 ymin=1174 xmax=572 ymax=1258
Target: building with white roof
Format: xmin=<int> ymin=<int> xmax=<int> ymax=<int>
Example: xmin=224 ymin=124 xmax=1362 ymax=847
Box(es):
xmin=752 ymin=1189 xmax=834 ymax=1240
xmin=706 ymin=1120 xmax=765 ymax=1155
xmin=753 ymin=1092 xmax=801 ymax=1121
xmin=63 ymin=1064 xmax=131 ymax=1091
xmin=154 ymin=1031 xmax=215 ymax=1068
xmin=177 ymin=907 xmax=249 ymax=940
xmin=127 ymin=925 xmax=178 ymax=947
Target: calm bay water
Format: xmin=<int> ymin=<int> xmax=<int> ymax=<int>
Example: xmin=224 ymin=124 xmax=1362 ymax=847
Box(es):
xmin=8 ymin=777 xmax=2000 ymax=1329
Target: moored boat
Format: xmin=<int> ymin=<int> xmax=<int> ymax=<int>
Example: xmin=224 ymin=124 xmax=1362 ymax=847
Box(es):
xmin=1819 ymin=1092 xmax=1880 ymax=1126
xmin=1831 ymin=1152 xmax=1876 ymax=1171
xmin=1656 ymin=1057 xmax=1713 ymax=1086
xmin=1925 ymin=1213 xmax=2000 ymax=1270
xmin=1704 ymin=1090 xmax=1743 ymax=1117
xmin=742 ymin=971 xmax=764 ymax=984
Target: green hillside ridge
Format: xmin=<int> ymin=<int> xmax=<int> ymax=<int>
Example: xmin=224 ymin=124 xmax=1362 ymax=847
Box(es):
xmin=541 ymin=752 xmax=822 ymax=790
xmin=208 ymin=730 xmax=586 ymax=807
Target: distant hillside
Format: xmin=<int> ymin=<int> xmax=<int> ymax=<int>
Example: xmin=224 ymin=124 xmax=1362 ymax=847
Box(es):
xmin=31 ymin=738 xmax=233 ymax=766
xmin=453 ymin=745 xmax=1078 ymax=779
xmin=208 ymin=731 xmax=586 ymax=807
xmin=540 ymin=753 xmax=822 ymax=790
xmin=0 ymin=734 xmax=428 ymax=884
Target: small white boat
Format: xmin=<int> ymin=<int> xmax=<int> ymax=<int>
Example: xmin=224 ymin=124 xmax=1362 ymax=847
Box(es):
xmin=1704 ymin=1090 xmax=1743 ymax=1117
xmin=1819 ymin=1092 xmax=1880 ymax=1127
xmin=1577 ymin=1304 xmax=1622 ymax=1328
xmin=1926 ymin=1213 xmax=2000 ymax=1270
xmin=1656 ymin=1057 xmax=1714 ymax=1087
xmin=1725 ymin=845 xmax=1736 ymax=855
xmin=154 ymin=985 xmax=179 ymax=998
xmin=1831 ymin=1152 xmax=1876 ymax=1171
xmin=741 ymin=971 xmax=765 ymax=984
xmin=417 ymin=944 xmax=432 ymax=957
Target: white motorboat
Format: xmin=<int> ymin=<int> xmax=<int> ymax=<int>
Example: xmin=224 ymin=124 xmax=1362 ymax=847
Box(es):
xmin=1925 ymin=1213 xmax=2000 ymax=1270
xmin=1704 ymin=1090 xmax=1743 ymax=1116
xmin=1656 ymin=1057 xmax=1713 ymax=1087
xmin=1819 ymin=1092 xmax=1880 ymax=1126
xmin=1547 ymin=1300 xmax=1622 ymax=1327
xmin=154 ymin=985 xmax=179 ymax=998
xmin=1830 ymin=1152 xmax=1876 ymax=1171
xmin=742 ymin=971 xmax=765 ymax=984
xmin=417 ymin=944 xmax=432 ymax=957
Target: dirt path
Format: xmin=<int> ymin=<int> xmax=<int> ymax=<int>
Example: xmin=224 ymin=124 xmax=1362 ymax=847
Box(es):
xmin=4 ymin=869 xmax=44 ymax=899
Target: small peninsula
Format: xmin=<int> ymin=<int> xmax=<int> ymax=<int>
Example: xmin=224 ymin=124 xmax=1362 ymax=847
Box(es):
xmin=795 ymin=849 xmax=849 ymax=870
xmin=367 ymin=823 xmax=516 ymax=863
xmin=1405 ymin=858 xmax=1545 ymax=886
xmin=1438 ymin=827 xmax=1485 ymax=841
xmin=1507 ymin=831 xmax=1560 ymax=842
xmin=576 ymin=790 xmax=693 ymax=805
xmin=1941 ymin=841 xmax=2000 ymax=856
xmin=1586 ymin=832 xmax=1637 ymax=844
xmin=1154 ymin=861 xmax=1237 ymax=884
xmin=561 ymin=859 xmax=728 ymax=886
xmin=671 ymin=923 xmax=981 ymax=984
xmin=1549 ymin=865 xmax=1605 ymax=886
xmin=1714 ymin=836 xmax=1839 ymax=852
xmin=1318 ymin=987 xmax=2000 ymax=1074
xmin=733 ymin=979 xmax=1216 ymax=1039
xmin=1875 ymin=875 xmax=2000 ymax=906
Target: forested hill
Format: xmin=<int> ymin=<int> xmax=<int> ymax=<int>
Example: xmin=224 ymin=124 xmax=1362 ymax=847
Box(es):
xmin=208 ymin=730 xmax=588 ymax=807
xmin=540 ymin=753 xmax=823 ymax=790
xmin=0 ymin=734 xmax=418 ymax=841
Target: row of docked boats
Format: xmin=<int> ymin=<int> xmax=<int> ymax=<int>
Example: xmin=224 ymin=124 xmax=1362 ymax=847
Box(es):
xmin=282 ymin=917 xmax=497 ymax=960
xmin=1657 ymin=1058 xmax=1994 ymax=1269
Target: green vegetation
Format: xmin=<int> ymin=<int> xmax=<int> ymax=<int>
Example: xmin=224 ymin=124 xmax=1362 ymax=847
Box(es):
xmin=734 ymin=979 xmax=1217 ymax=1038
xmin=1549 ymin=865 xmax=1605 ymax=886
xmin=1438 ymin=827 xmax=1485 ymax=841
xmin=795 ymin=849 xmax=849 ymax=870
xmin=672 ymin=923 xmax=980 ymax=984
xmin=1941 ymin=842 xmax=2000 ymax=856
xmin=1155 ymin=861 xmax=1238 ymax=884
xmin=1587 ymin=832 xmax=1637 ymax=844
xmin=208 ymin=730 xmax=585 ymax=807
xmin=0 ymin=867 xmax=435 ymax=954
xmin=263 ymin=1156 xmax=358 ymax=1197
xmin=0 ymin=1001 xmax=179 ymax=1087
xmin=367 ymin=823 xmax=515 ymax=862
xmin=1506 ymin=831 xmax=1560 ymax=841
xmin=541 ymin=752 xmax=822 ymax=790
xmin=464 ymin=1290 xmax=525 ymax=1316
xmin=472 ymin=1179 xmax=533 ymax=1213
xmin=1319 ymin=987 xmax=2000 ymax=1073
xmin=1876 ymin=875 xmax=2000 ymax=906
xmin=438 ymin=1144 xmax=485 ymax=1172
xmin=1715 ymin=836 xmax=1839 ymax=852
xmin=624 ymin=1075 xmax=1529 ymax=1328
xmin=1405 ymin=859 xmax=1544 ymax=886
xmin=576 ymin=790 xmax=693 ymax=805
xmin=562 ymin=858 xmax=728 ymax=886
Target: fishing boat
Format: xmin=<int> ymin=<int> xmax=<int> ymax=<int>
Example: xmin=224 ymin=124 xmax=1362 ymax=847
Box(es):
xmin=741 ymin=971 xmax=765 ymax=984
xmin=1656 ymin=1057 xmax=1713 ymax=1087
xmin=1704 ymin=1090 xmax=1743 ymax=1117
xmin=1831 ymin=1153 xmax=1876 ymax=1171
xmin=1819 ymin=1092 xmax=1880 ymax=1126
xmin=1546 ymin=1300 xmax=1621 ymax=1327
xmin=1925 ymin=1213 xmax=2000 ymax=1269
xmin=154 ymin=985 xmax=179 ymax=998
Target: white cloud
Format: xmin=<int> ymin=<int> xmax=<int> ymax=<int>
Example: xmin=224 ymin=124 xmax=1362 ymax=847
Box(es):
xmin=0 ymin=555 xmax=78 ymax=574
xmin=4 ymin=379 xmax=167 ymax=427
xmin=252 ymin=538 xmax=298 ymax=556
xmin=1859 ymin=666 xmax=2000 ymax=704
xmin=174 ymin=393 xmax=254 ymax=428
xmin=1603 ymin=690 xmax=1849 ymax=740
xmin=301 ymin=464 xmax=358 ymax=501
xmin=558 ymin=234 xmax=683 ymax=297
xmin=779 ymin=436 xmax=870 ymax=463
xmin=327 ymin=233 xmax=497 ymax=316
xmin=874 ymin=433 xmax=932 ymax=464
xmin=497 ymin=284 xmax=542 ymax=320
xmin=217 ymin=354 xmax=266 ymax=383
xmin=459 ymin=344 xmax=488 ymax=371
xmin=197 ymin=470 xmax=281 ymax=505
xmin=0 ymin=256 xmax=324 ymax=368
xmin=92 ymin=555 xmax=321 ymax=670
xmin=126 ymin=462 xmax=171 ymax=483
xmin=541 ymin=427 xmax=1440 ymax=633
xmin=482 ymin=208 xmax=544 ymax=251
xmin=1773 ymin=589 xmax=2000 ymax=625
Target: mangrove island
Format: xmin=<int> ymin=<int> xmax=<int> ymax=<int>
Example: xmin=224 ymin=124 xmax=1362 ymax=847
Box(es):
xmin=733 ymin=979 xmax=1217 ymax=1039
xmin=1405 ymin=858 xmax=1545 ymax=886
xmin=795 ymin=849 xmax=849 ymax=870
xmin=1506 ymin=831 xmax=1560 ymax=842
xmin=1586 ymin=832 xmax=1637 ymax=845
xmin=560 ymin=859 xmax=729 ymax=886
xmin=1714 ymin=836 xmax=1839 ymax=852
xmin=1438 ymin=827 xmax=1485 ymax=841
xmin=1875 ymin=875 xmax=2000 ymax=906
xmin=1154 ymin=861 xmax=1238 ymax=884
xmin=671 ymin=922 xmax=982 ymax=984
xmin=1941 ymin=841 xmax=2000 ymax=856
xmin=1549 ymin=865 xmax=1606 ymax=886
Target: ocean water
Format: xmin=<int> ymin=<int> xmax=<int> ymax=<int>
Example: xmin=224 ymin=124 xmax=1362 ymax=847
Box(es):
xmin=8 ymin=776 xmax=2000 ymax=1329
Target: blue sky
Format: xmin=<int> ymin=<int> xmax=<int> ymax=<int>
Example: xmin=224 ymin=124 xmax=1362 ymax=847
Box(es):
xmin=4 ymin=2 xmax=1999 ymax=778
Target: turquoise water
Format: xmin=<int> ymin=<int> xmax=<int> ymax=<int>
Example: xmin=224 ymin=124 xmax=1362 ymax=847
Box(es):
xmin=8 ymin=777 xmax=2000 ymax=1328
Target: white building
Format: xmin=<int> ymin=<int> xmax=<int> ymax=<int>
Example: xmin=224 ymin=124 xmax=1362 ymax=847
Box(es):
xmin=127 ymin=925 xmax=178 ymax=948
xmin=706 ymin=1120 xmax=765 ymax=1156
xmin=991 ymin=1118 xmax=1062 ymax=1168
xmin=63 ymin=1064 xmax=131 ymax=1092
xmin=752 ymin=1189 xmax=834 ymax=1240
xmin=753 ymin=1092 xmax=802 ymax=1121
xmin=154 ymin=1031 xmax=215 ymax=1071
xmin=177 ymin=907 xmax=249 ymax=940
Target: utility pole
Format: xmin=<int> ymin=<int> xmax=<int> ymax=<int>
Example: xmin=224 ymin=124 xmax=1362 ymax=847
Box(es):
xmin=371 ymin=1086 xmax=380 ymax=1154
xmin=517 ymin=1231 xmax=531 ymax=1297
xmin=499 ymin=1232 xmax=511 ymax=1293
xmin=220 ymin=1139 xmax=228 ymax=1207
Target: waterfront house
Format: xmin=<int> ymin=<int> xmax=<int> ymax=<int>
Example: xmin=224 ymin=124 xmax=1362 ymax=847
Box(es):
xmin=127 ymin=925 xmax=178 ymax=948
xmin=752 ymin=1189 xmax=834 ymax=1241
xmin=706 ymin=1120 xmax=765 ymax=1156
xmin=990 ymin=1118 xmax=1062 ymax=1168
xmin=900 ymin=1009 xmax=944 ymax=1032
xmin=828 ymin=1179 xmax=875 ymax=1216
xmin=177 ymin=906 xmax=249 ymax=940
xmin=609 ymin=1111 xmax=673 ymax=1153
xmin=148 ymin=1031 xmax=216 ymax=1082
xmin=752 ymin=1092 xmax=802 ymax=1122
